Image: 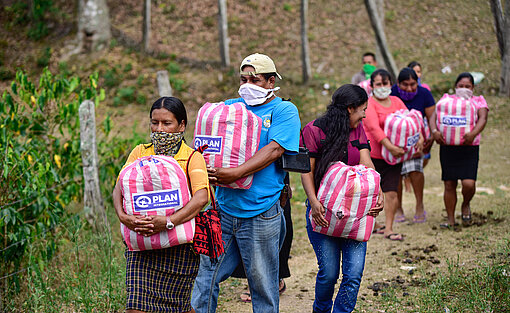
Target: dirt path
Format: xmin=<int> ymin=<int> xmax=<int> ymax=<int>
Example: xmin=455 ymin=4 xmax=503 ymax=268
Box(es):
xmin=215 ymin=139 xmax=509 ymax=313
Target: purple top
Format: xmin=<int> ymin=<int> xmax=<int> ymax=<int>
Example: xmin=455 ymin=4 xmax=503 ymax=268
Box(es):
xmin=300 ymin=119 xmax=370 ymax=166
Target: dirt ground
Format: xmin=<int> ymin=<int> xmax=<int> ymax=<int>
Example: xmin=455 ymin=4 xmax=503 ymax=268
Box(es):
xmin=214 ymin=122 xmax=509 ymax=313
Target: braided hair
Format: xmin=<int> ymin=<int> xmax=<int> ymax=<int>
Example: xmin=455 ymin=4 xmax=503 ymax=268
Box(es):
xmin=313 ymin=84 xmax=368 ymax=189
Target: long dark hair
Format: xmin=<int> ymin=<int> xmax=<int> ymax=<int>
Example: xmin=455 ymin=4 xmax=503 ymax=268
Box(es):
xmin=313 ymin=84 xmax=368 ymax=189
xmin=150 ymin=96 xmax=188 ymax=126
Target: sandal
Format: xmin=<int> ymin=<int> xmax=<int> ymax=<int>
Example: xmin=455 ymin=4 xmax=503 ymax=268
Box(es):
xmin=240 ymin=292 xmax=251 ymax=303
xmin=385 ymin=233 xmax=404 ymax=241
xmin=462 ymin=207 xmax=473 ymax=226
xmin=413 ymin=210 xmax=427 ymax=223
xmin=372 ymin=225 xmax=386 ymax=234
xmin=395 ymin=214 xmax=406 ymax=223
xmin=279 ymin=279 xmax=286 ymax=295
xmin=440 ymin=222 xmax=459 ymax=230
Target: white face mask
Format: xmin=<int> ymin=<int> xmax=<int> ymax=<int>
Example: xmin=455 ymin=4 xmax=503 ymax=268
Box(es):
xmin=238 ymin=83 xmax=280 ymax=106
xmin=455 ymin=87 xmax=473 ymax=100
xmin=373 ymin=86 xmax=392 ymax=100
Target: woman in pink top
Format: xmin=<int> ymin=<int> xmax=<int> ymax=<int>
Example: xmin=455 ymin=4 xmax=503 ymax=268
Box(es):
xmin=363 ymin=69 xmax=415 ymax=241
xmin=432 ymin=72 xmax=489 ymax=228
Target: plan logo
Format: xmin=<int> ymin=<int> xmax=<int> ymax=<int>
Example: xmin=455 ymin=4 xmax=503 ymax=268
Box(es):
xmin=194 ymin=135 xmax=223 ymax=153
xmin=406 ymin=133 xmax=420 ymax=147
xmin=138 ymin=157 xmax=160 ymax=168
xmin=442 ymin=116 xmax=467 ymax=127
xmin=132 ymin=189 xmax=181 ymax=212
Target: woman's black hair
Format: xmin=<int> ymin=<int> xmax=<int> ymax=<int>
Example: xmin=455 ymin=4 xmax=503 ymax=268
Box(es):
xmin=454 ymin=72 xmax=474 ymax=87
xmin=397 ymin=67 xmax=419 ymax=83
xmin=407 ymin=61 xmax=421 ymax=69
xmin=313 ymin=84 xmax=368 ymax=189
xmin=150 ymin=96 xmax=187 ymax=126
xmin=370 ymin=69 xmax=393 ymax=87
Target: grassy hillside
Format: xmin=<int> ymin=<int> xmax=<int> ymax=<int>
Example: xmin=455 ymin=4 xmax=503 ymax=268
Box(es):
xmin=0 ymin=1 xmax=507 ymax=312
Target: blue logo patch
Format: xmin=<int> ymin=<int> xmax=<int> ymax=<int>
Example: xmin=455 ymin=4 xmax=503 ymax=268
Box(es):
xmin=194 ymin=135 xmax=223 ymax=153
xmin=442 ymin=116 xmax=467 ymax=127
xmin=133 ymin=189 xmax=181 ymax=212
xmin=406 ymin=133 xmax=420 ymax=147
xmin=138 ymin=158 xmax=159 ymax=168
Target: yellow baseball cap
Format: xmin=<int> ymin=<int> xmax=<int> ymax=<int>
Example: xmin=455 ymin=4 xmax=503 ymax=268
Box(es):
xmin=240 ymin=53 xmax=282 ymax=79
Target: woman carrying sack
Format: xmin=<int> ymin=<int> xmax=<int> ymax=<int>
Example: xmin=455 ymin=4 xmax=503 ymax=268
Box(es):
xmin=112 ymin=97 xmax=209 ymax=313
xmin=432 ymin=72 xmax=489 ymax=228
xmin=300 ymin=84 xmax=384 ymax=313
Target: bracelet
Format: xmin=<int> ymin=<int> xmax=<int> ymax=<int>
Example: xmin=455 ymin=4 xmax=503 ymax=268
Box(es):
xmin=432 ymin=129 xmax=440 ymax=134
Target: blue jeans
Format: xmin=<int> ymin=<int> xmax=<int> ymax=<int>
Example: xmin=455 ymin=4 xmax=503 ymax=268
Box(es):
xmin=306 ymin=204 xmax=367 ymax=313
xmin=192 ymin=201 xmax=285 ymax=313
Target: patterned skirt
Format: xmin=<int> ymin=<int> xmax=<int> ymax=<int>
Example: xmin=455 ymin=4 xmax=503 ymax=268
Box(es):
xmin=125 ymin=244 xmax=200 ymax=313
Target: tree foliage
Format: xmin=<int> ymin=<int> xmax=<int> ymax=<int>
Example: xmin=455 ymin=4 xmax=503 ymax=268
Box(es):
xmin=0 ymin=69 xmax=139 ymax=284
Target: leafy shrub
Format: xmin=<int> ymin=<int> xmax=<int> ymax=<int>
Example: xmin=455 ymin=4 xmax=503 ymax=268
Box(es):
xmin=166 ymin=62 xmax=181 ymax=74
xmin=0 ymin=69 xmax=102 ymax=280
xmin=36 ymin=47 xmax=51 ymax=68
xmin=117 ymin=87 xmax=135 ymax=102
xmin=103 ymin=68 xmax=119 ymax=88
xmin=0 ymin=69 xmax=140 ymax=297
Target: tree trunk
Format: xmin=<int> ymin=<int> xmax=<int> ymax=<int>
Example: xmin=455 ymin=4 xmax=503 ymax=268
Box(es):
xmin=218 ymin=0 xmax=230 ymax=67
xmin=301 ymin=0 xmax=312 ymax=84
xmin=142 ymin=0 xmax=151 ymax=53
xmin=157 ymin=70 xmax=173 ymax=97
xmin=490 ymin=0 xmax=505 ymax=58
xmin=374 ymin=0 xmax=387 ymax=70
xmin=77 ymin=0 xmax=111 ymax=51
xmin=490 ymin=0 xmax=510 ymax=96
xmin=79 ymin=100 xmax=109 ymax=233
xmin=364 ymin=0 xmax=398 ymax=79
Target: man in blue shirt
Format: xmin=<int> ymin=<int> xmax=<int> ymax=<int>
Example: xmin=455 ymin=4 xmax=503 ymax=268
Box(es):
xmin=192 ymin=53 xmax=300 ymax=313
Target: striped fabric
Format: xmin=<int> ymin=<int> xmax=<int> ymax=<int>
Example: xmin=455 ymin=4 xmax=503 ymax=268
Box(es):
xmin=125 ymin=244 xmax=199 ymax=312
xmin=194 ymin=101 xmax=262 ymax=189
xmin=118 ymin=155 xmax=194 ymax=251
xmin=436 ymin=94 xmax=477 ymax=145
xmin=381 ymin=109 xmax=423 ymax=165
xmin=358 ymin=79 xmax=372 ymax=96
xmin=312 ymin=162 xmax=381 ymax=242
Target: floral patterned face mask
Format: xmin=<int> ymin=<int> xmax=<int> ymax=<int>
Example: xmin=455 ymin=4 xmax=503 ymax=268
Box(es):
xmin=150 ymin=131 xmax=184 ymax=157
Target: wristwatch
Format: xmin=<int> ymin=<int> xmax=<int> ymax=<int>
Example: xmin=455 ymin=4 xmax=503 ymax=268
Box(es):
xmin=166 ymin=217 xmax=175 ymax=230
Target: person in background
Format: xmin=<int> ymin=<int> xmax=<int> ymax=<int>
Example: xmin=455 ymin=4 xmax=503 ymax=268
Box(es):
xmin=364 ymin=69 xmax=420 ymax=241
xmin=351 ymin=52 xmax=378 ymax=85
xmin=432 ymin=72 xmax=488 ymax=228
xmin=408 ymin=61 xmax=431 ymax=91
xmin=112 ymin=97 xmax=209 ymax=313
xmin=301 ymin=84 xmax=383 ymax=313
xmin=391 ymin=68 xmax=435 ymax=224
xmin=192 ymin=53 xmax=301 ymax=313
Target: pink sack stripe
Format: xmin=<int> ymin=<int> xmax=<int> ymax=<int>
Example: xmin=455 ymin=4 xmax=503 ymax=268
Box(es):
xmin=194 ymin=102 xmax=262 ymax=189
xmin=311 ymin=162 xmax=381 ymax=242
xmin=381 ymin=109 xmax=424 ymax=165
xmin=358 ymin=79 xmax=372 ymax=96
xmin=435 ymin=94 xmax=477 ymax=145
xmin=118 ymin=155 xmax=194 ymax=251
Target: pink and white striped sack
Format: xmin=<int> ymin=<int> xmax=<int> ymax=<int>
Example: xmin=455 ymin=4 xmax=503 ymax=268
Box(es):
xmin=118 ymin=155 xmax=194 ymax=251
xmin=435 ymin=94 xmax=477 ymax=145
xmin=194 ymin=101 xmax=262 ymax=189
xmin=381 ymin=109 xmax=423 ymax=165
xmin=311 ymin=162 xmax=381 ymax=242
xmin=358 ymin=79 xmax=372 ymax=96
